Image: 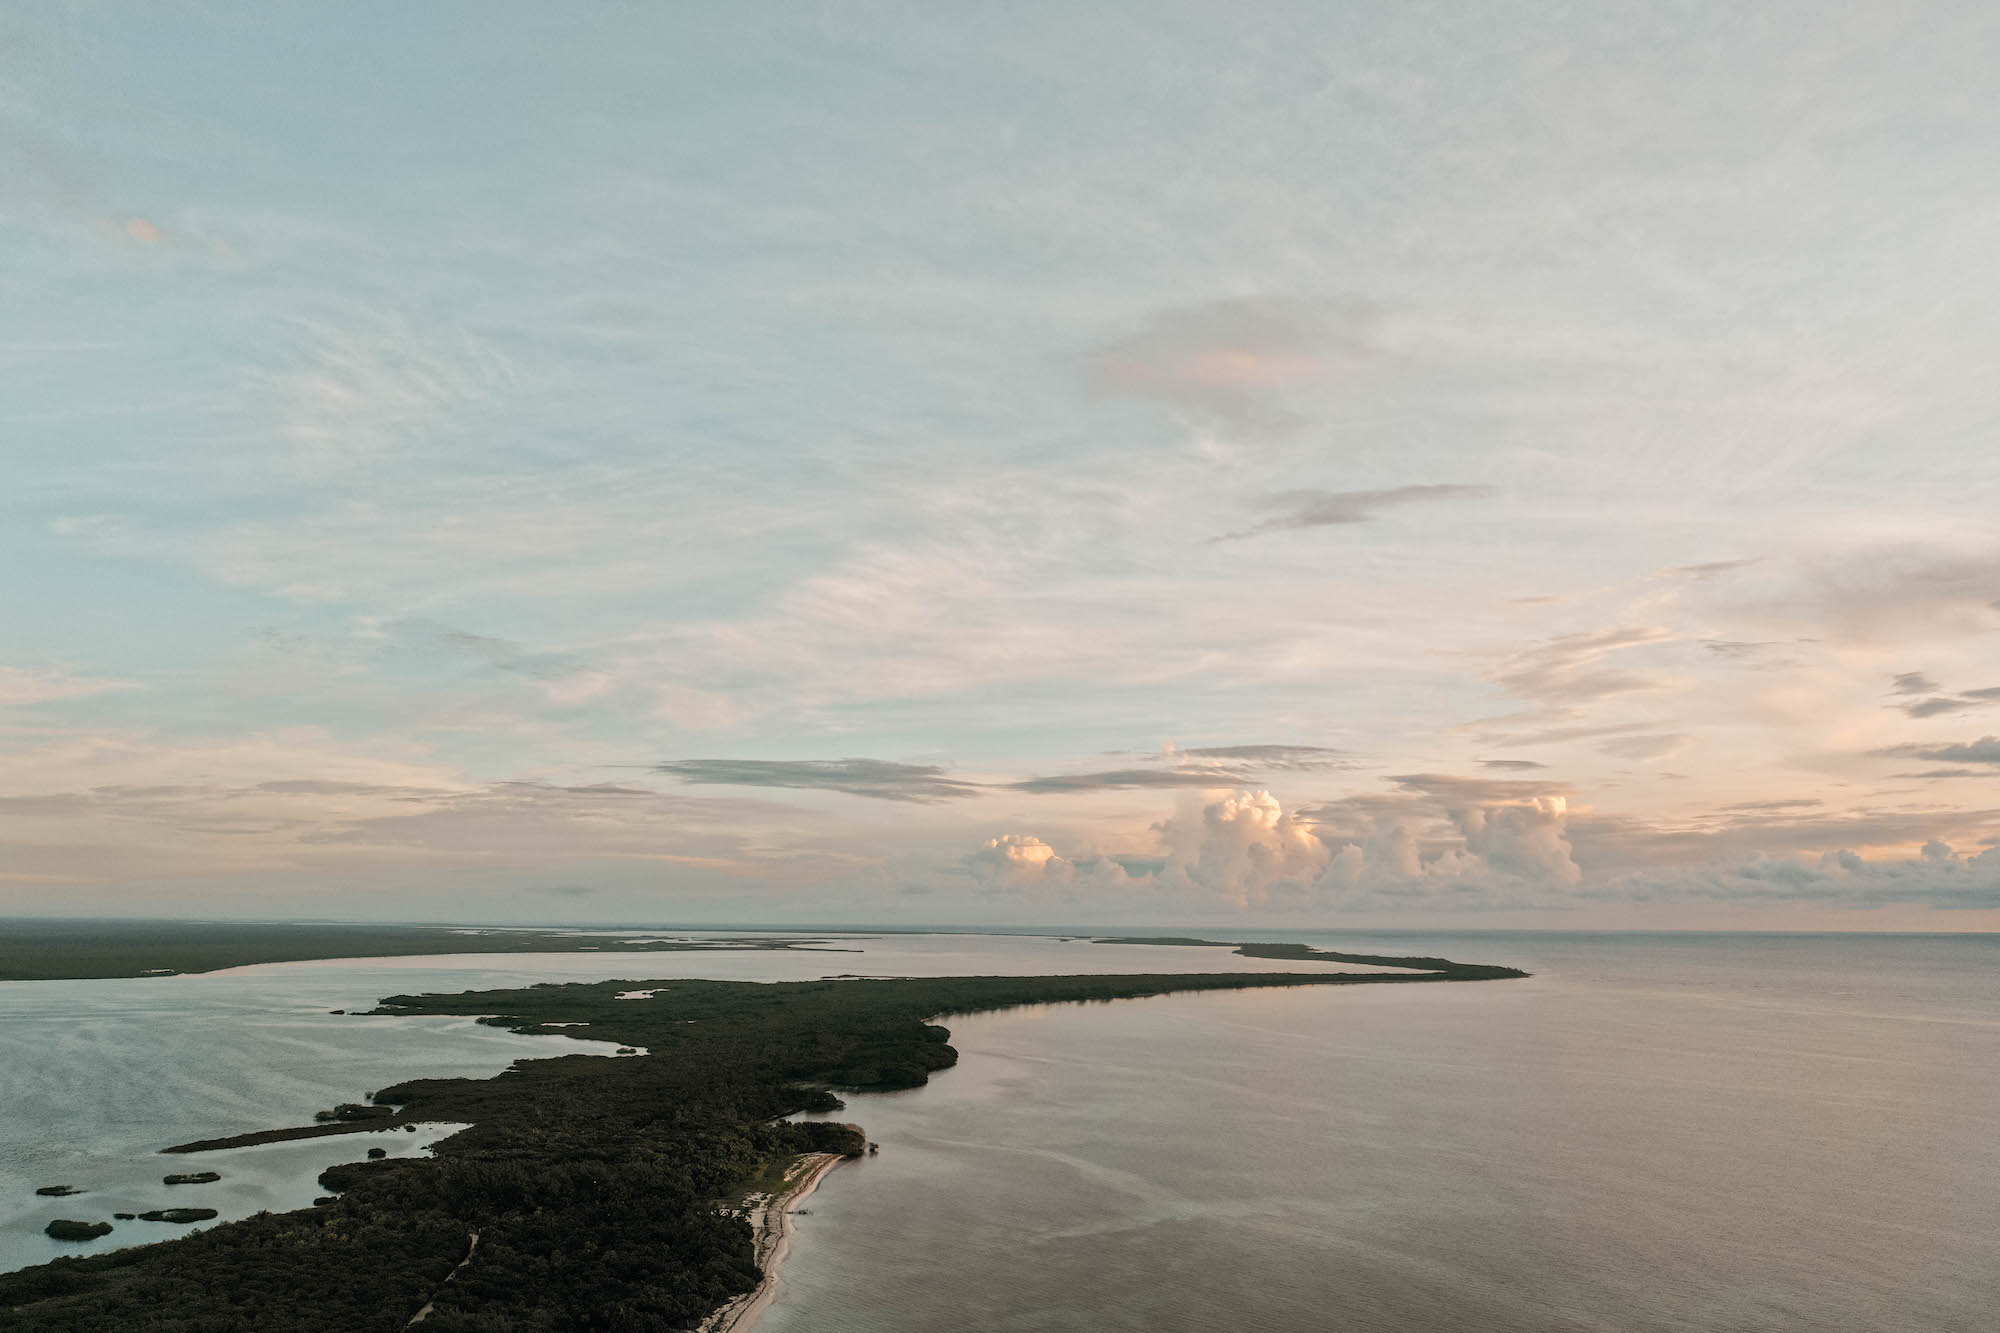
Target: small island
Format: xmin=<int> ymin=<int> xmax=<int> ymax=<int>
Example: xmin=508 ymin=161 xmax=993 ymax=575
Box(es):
xmin=0 ymin=947 xmax=1524 ymax=1329
xmin=161 ymin=1173 xmax=220 ymax=1186
xmin=42 ymin=1221 xmax=111 ymax=1243
xmin=33 ymin=1186 xmax=82 ymax=1198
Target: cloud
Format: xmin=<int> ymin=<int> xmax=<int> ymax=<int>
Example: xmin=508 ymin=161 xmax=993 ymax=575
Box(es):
xmin=1899 ymin=697 xmax=1978 ymax=719
xmin=1881 ymin=675 xmax=1998 ymax=719
xmin=0 ymin=667 xmax=144 ymax=707
xmin=1472 ymin=720 xmax=1664 ymax=747
xmin=1176 ymin=744 xmax=1348 ymax=768
xmin=1704 ymin=640 xmax=1780 ymax=661
xmin=965 ymin=834 xmax=1062 ymax=888
xmin=1597 ymin=732 xmax=1686 ymax=761
xmin=1009 ymin=767 xmax=1245 ymax=793
xmin=1604 ymin=841 xmax=2000 ymax=911
xmin=985 ymin=778 xmax=1595 ymax=913
xmin=653 ymin=758 xmax=982 ymax=802
xmin=1446 ymin=797 xmax=1581 ymax=885
xmin=963 ymin=834 xmax=1140 ymax=895
xmin=1479 ymin=759 xmax=1547 ymax=770
xmin=1869 ymin=737 xmax=2000 ymax=766
xmin=265 ymin=312 xmax=519 ymax=470
xmin=1492 ymin=625 xmax=1680 ymax=707
xmin=1157 ymin=790 xmax=1334 ymax=909
xmin=1713 ymin=542 xmax=2000 ymax=642
xmin=1670 ymin=559 xmax=1760 ymax=581
xmin=1212 ymin=484 xmax=1495 ymax=543
xmin=1087 ymin=297 xmax=1377 ymax=427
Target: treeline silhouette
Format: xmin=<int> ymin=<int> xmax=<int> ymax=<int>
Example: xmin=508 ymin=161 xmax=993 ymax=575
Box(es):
xmin=0 ymin=962 xmax=1521 ymax=1331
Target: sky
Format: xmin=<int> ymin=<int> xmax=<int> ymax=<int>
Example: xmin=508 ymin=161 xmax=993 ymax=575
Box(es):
xmin=4 ymin=1 xmax=1999 ymax=928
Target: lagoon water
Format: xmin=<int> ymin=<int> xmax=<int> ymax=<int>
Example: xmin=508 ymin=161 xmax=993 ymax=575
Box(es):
xmin=3 ymin=932 xmax=1996 ymax=1330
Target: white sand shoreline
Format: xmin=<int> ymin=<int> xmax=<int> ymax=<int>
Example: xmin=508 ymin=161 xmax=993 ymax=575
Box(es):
xmin=699 ymin=1152 xmax=848 ymax=1333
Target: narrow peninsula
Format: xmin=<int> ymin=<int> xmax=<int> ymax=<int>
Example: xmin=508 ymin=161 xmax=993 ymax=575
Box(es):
xmin=0 ymin=948 xmax=1524 ymax=1331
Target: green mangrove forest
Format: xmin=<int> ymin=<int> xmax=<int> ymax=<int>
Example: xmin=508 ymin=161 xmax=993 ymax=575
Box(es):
xmin=1 ymin=950 xmax=1524 ymax=1331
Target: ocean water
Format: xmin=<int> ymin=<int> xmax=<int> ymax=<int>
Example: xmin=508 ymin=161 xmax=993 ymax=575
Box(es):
xmin=3 ymin=932 xmax=1996 ymax=1330
xmin=767 ymin=932 xmax=2000 ymax=1333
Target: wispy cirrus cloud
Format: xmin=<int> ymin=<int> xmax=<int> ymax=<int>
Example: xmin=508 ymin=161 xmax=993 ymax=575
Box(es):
xmin=1492 ymin=625 xmax=1681 ymax=708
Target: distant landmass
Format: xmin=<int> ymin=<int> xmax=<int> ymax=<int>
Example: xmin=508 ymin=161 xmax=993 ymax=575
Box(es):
xmin=0 ymin=919 xmax=854 ymax=982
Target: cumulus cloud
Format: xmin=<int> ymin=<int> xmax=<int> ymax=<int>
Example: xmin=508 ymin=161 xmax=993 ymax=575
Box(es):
xmin=1445 ymin=797 xmax=1581 ymax=884
xmin=1211 ymin=484 xmax=1495 ymax=543
xmin=1157 ymin=790 xmax=1333 ymax=909
xmin=979 ymin=780 xmax=1591 ymax=913
xmin=963 ymin=834 xmax=1141 ymax=894
xmin=965 ymin=834 xmax=1063 ymax=887
xmin=1891 ymin=672 xmax=1941 ymax=695
xmin=653 ymin=758 xmax=982 ymax=802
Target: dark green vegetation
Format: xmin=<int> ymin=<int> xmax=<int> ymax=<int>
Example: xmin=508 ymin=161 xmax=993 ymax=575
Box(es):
xmin=42 ymin=1223 xmax=111 ymax=1243
xmin=1094 ymin=936 xmax=1531 ymax=980
xmin=135 ymin=1210 xmax=216 ymax=1224
xmin=161 ymin=1173 xmax=220 ymax=1186
xmin=34 ymin=1186 xmax=81 ymax=1198
xmin=0 ymin=919 xmax=851 ymax=981
xmin=0 ymin=956 xmax=1521 ymax=1331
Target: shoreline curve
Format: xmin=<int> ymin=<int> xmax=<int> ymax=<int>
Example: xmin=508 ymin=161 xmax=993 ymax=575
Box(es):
xmin=702 ymin=1152 xmax=848 ymax=1333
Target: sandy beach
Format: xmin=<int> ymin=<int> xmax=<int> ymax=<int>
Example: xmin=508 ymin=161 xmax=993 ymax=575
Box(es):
xmin=700 ymin=1152 xmax=848 ymax=1333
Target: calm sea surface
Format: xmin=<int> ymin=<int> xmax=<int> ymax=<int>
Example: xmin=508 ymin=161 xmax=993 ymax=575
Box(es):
xmin=3 ymin=932 xmax=1995 ymax=1330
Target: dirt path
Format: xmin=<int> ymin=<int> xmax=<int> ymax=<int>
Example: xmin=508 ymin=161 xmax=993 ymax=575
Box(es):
xmin=406 ymin=1231 xmax=480 ymax=1326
